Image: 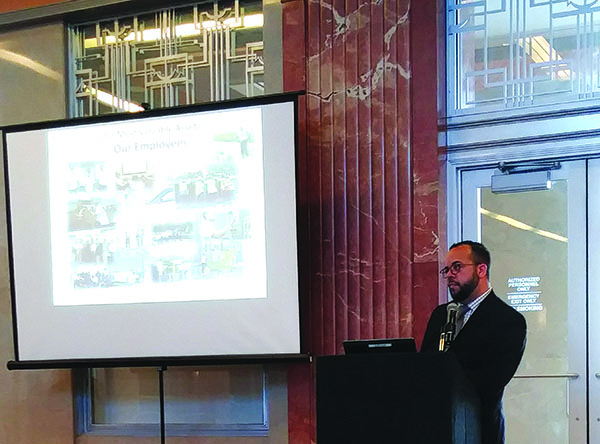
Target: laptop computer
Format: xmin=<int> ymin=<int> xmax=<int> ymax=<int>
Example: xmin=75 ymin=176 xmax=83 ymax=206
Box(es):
xmin=342 ymin=337 xmax=417 ymax=354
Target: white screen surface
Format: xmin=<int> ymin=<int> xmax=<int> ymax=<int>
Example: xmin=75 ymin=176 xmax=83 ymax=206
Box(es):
xmin=5 ymin=99 xmax=301 ymax=362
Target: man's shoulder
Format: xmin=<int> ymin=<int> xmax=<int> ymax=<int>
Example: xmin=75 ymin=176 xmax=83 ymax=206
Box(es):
xmin=430 ymin=302 xmax=450 ymax=319
xmin=482 ymin=291 xmax=526 ymax=326
xmin=485 ymin=291 xmax=523 ymax=314
xmin=424 ymin=302 xmax=451 ymax=332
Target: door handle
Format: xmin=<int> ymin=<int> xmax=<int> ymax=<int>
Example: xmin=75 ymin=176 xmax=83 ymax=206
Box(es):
xmin=596 ymin=373 xmax=600 ymax=378
xmin=514 ymin=373 xmax=579 ymax=379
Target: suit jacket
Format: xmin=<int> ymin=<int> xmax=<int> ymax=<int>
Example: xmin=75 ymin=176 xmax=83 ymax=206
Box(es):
xmin=421 ymin=291 xmax=527 ymax=444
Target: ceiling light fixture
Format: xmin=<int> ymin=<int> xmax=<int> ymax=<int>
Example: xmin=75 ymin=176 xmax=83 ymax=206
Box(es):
xmin=85 ymin=86 xmax=145 ymax=113
xmin=84 ymin=13 xmax=264 ymax=49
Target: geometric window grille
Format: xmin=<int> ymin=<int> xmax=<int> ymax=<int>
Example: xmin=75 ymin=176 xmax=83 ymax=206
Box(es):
xmin=447 ymin=0 xmax=600 ymax=115
xmin=69 ymin=0 xmax=264 ymax=117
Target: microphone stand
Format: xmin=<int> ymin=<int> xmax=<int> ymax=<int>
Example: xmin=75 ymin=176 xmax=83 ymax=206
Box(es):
xmin=158 ymin=366 xmax=167 ymax=444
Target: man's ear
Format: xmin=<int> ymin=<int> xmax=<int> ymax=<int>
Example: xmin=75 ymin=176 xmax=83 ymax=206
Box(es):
xmin=477 ymin=263 xmax=488 ymax=278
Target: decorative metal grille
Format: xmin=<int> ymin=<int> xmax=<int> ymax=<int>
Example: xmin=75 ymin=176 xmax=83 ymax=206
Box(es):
xmin=448 ymin=0 xmax=600 ymax=114
xmin=70 ymin=0 xmax=264 ymax=117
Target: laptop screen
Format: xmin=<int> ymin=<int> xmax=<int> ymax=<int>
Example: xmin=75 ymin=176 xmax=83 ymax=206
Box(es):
xmin=342 ymin=338 xmax=417 ymax=354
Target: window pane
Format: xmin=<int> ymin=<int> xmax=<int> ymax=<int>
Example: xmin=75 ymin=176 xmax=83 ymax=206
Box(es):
xmin=91 ymin=366 xmax=266 ymax=426
xmin=164 ymin=366 xmax=265 ymax=425
xmin=449 ymin=0 xmax=600 ymax=114
xmin=92 ymin=367 xmax=159 ymax=424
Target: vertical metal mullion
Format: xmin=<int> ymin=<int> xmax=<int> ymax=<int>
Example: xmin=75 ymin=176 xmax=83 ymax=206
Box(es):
xmin=168 ymin=9 xmax=173 ymax=106
xmin=245 ymin=43 xmax=250 ymax=96
xmin=217 ymin=27 xmax=221 ymax=100
xmin=577 ymin=13 xmax=582 ymax=97
xmin=514 ymin=0 xmax=519 ymax=103
xmin=202 ymin=27 xmax=208 ymax=63
xmin=215 ymin=27 xmax=220 ymax=100
xmin=592 ymin=13 xmax=597 ymax=93
xmin=125 ymin=41 xmax=131 ymax=105
xmin=116 ymin=41 xmax=121 ymax=111
xmin=522 ymin=0 xmax=528 ymax=105
xmin=549 ymin=0 xmax=554 ymax=81
xmin=456 ymin=2 xmax=464 ymax=111
xmin=509 ymin=0 xmax=515 ymax=106
xmin=185 ymin=55 xmax=190 ymax=104
xmin=109 ymin=46 xmax=115 ymax=112
xmin=588 ymin=13 xmax=593 ymax=96
xmin=221 ymin=27 xmax=226 ymax=99
xmin=447 ymin=0 xmax=460 ymax=113
xmin=484 ymin=0 xmax=488 ymax=88
xmin=209 ymin=30 xmax=214 ymax=101
xmin=94 ymin=73 xmax=99 ymax=115
xmin=225 ymin=27 xmax=231 ymax=100
xmin=122 ymin=42 xmax=127 ymax=109
xmin=584 ymin=12 xmax=588 ymax=97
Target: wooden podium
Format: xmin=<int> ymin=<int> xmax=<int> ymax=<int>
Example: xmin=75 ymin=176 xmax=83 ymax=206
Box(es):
xmin=316 ymin=352 xmax=481 ymax=444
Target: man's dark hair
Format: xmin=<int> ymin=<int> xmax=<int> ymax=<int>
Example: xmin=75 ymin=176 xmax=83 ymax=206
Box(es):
xmin=449 ymin=240 xmax=491 ymax=278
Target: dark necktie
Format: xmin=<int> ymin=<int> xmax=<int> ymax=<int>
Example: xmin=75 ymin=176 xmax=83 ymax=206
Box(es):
xmin=455 ymin=304 xmax=470 ymax=336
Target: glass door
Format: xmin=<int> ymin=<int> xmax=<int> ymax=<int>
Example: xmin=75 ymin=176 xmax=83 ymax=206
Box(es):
xmin=460 ymin=161 xmax=587 ymax=443
xmin=588 ymin=159 xmax=600 ymax=444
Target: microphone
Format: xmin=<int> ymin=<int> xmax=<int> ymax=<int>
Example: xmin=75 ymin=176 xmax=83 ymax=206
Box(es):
xmin=438 ymin=302 xmax=459 ymax=352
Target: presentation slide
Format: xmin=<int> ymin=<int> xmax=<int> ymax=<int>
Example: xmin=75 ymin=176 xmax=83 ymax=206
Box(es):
xmin=48 ymin=107 xmax=266 ymax=306
xmin=4 ymin=97 xmax=301 ymax=363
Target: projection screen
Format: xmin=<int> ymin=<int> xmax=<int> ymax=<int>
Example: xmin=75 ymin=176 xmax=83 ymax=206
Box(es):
xmin=3 ymin=94 xmax=302 ymax=367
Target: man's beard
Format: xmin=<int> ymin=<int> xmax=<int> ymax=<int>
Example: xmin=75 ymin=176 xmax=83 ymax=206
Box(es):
xmin=449 ymin=272 xmax=479 ymax=303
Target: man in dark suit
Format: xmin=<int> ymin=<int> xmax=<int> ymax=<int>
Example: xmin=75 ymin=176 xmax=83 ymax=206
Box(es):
xmin=421 ymin=241 xmax=527 ymax=444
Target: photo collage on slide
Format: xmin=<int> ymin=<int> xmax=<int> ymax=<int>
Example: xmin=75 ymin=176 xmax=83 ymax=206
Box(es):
xmin=57 ymin=115 xmax=264 ymax=305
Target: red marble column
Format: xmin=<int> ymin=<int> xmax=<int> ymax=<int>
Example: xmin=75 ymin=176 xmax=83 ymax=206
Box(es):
xmin=283 ymin=0 xmax=442 ymax=441
xmin=297 ymin=0 xmax=412 ymax=355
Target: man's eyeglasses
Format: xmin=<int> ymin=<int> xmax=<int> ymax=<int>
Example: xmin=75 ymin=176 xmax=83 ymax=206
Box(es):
xmin=439 ymin=261 xmax=477 ymax=278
